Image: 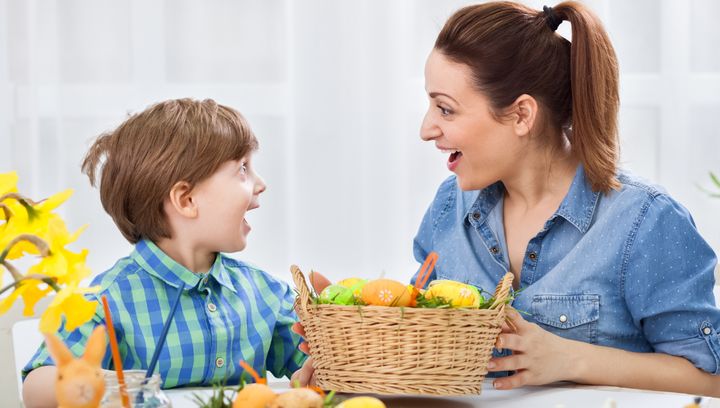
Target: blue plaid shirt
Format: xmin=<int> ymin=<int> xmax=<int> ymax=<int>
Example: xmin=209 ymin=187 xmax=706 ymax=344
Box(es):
xmin=23 ymin=239 xmax=306 ymax=387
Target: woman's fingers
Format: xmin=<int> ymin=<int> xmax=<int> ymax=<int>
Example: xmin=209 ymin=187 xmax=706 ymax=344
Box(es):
xmin=495 ymin=333 xmax=525 ymax=352
xmin=486 ymin=353 xmax=527 ymax=372
xmin=493 ymin=369 xmax=530 ymax=390
xmin=298 ymin=342 xmax=310 ymax=354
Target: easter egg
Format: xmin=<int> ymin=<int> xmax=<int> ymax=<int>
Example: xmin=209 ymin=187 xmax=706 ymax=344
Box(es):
xmin=425 ymin=280 xmax=483 ymax=308
xmin=361 ymin=279 xmax=413 ymax=307
xmin=234 ymin=383 xmax=276 ymax=408
xmin=269 ymin=388 xmax=323 ymax=408
xmin=336 ymin=396 xmax=387 ymax=408
xmin=319 ymin=284 xmax=347 ymax=304
xmin=337 ymin=278 xmax=367 ymax=300
xmin=337 ymin=277 xmax=364 ymax=288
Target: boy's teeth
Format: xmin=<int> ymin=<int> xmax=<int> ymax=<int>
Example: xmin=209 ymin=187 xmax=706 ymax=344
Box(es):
xmin=440 ymin=149 xmax=460 ymax=154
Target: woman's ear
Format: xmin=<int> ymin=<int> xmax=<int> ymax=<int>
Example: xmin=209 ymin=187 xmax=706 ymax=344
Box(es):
xmin=167 ymin=181 xmax=198 ymax=219
xmin=511 ymin=94 xmax=538 ymax=137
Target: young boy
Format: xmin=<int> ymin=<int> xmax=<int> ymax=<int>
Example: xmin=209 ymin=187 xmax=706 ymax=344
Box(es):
xmin=22 ymin=98 xmax=307 ymax=406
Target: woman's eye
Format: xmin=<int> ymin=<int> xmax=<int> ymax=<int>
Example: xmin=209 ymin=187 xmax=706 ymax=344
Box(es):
xmin=438 ymin=105 xmax=452 ymax=116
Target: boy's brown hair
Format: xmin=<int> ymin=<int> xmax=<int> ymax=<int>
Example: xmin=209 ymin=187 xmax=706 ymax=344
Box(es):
xmin=82 ymin=98 xmax=258 ymax=243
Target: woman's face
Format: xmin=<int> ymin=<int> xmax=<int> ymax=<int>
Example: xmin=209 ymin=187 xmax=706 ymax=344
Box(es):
xmin=421 ymin=50 xmax=522 ymax=191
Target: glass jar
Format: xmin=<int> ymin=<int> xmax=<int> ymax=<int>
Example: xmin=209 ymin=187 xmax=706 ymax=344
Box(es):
xmin=102 ymin=370 xmax=172 ymax=408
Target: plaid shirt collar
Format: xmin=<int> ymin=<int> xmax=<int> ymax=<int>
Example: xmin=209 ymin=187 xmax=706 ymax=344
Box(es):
xmin=131 ymin=239 xmax=237 ymax=293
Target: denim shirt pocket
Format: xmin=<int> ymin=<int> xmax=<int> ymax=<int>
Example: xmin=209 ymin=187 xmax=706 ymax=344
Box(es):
xmin=531 ymin=294 xmax=600 ymax=344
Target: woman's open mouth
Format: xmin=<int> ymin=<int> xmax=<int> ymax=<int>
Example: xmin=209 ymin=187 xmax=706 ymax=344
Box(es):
xmin=448 ymin=150 xmax=463 ymax=171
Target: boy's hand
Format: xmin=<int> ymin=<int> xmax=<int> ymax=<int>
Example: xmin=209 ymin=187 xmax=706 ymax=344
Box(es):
xmin=290 ymin=271 xmax=329 ymax=387
xmin=291 ymin=356 xmax=316 ymax=386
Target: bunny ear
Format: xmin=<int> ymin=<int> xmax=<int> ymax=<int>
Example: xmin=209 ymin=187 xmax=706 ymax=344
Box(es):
xmin=44 ymin=333 xmax=74 ymax=367
xmin=83 ymin=325 xmax=107 ymax=367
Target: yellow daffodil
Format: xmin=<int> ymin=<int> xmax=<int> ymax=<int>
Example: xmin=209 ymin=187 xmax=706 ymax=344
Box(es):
xmin=0 ymin=176 xmax=95 ymax=334
xmin=425 ymin=280 xmax=484 ymax=308
xmin=0 ymin=191 xmax=77 ymax=260
xmin=0 ymin=278 xmax=52 ymax=316
xmin=39 ymin=283 xmax=100 ymax=333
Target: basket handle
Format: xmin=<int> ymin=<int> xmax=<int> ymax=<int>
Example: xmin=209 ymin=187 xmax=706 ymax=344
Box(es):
xmin=489 ymin=272 xmax=515 ymax=310
xmin=291 ymin=265 xmax=311 ymax=319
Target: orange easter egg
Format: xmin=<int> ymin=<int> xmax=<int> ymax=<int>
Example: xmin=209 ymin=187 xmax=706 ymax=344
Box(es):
xmin=361 ymin=279 xmax=412 ymax=307
xmin=234 ymin=383 xmax=276 ymax=408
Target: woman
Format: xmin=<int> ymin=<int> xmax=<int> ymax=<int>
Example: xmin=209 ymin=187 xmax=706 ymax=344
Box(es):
xmin=295 ymin=1 xmax=720 ymax=396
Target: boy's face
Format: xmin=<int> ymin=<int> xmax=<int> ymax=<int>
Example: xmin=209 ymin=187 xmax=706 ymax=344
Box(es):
xmin=191 ymin=154 xmax=266 ymax=253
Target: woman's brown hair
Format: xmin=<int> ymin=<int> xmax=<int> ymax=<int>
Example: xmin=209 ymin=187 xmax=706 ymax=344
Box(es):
xmin=435 ymin=1 xmax=620 ymax=192
xmin=81 ymin=98 xmax=258 ymax=243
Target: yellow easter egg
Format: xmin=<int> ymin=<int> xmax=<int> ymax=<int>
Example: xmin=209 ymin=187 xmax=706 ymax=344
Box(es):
xmin=336 ymin=396 xmax=387 ymax=408
xmin=426 ymin=280 xmax=483 ymax=308
xmin=361 ymin=279 xmax=412 ymax=307
xmin=337 ymin=277 xmax=367 ymax=299
xmin=337 ymin=277 xmax=363 ymax=288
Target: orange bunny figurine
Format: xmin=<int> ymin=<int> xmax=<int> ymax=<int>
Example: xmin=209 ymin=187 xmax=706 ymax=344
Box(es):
xmin=44 ymin=326 xmax=108 ymax=408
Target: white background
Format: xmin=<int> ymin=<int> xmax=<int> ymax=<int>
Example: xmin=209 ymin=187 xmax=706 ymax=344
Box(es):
xmin=1 ymin=0 xmax=719 ymax=286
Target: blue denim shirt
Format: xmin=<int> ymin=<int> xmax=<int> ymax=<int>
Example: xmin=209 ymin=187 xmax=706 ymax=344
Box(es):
xmin=412 ymin=165 xmax=720 ymax=374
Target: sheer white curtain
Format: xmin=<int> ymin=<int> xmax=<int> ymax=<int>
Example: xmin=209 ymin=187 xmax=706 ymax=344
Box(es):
xmin=1 ymin=0 xmax=719 ymax=287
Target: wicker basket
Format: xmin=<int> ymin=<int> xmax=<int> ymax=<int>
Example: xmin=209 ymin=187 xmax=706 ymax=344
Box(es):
xmin=291 ymin=266 xmax=514 ymax=396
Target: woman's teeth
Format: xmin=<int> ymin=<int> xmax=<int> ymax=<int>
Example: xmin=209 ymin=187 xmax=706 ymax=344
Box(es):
xmin=440 ymin=149 xmax=461 ymax=154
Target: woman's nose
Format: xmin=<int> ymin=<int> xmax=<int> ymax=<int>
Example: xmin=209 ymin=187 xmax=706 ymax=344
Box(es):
xmin=420 ymin=111 xmax=441 ymax=141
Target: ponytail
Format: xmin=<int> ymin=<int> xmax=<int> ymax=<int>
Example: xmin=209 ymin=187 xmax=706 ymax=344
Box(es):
xmin=554 ymin=2 xmax=620 ymax=192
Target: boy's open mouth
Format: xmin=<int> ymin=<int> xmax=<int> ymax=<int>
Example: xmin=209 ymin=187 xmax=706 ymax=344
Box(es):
xmin=449 ymin=151 xmax=462 ymax=163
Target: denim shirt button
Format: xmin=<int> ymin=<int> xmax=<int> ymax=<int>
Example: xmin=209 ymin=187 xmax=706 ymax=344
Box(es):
xmin=528 ymin=252 xmax=537 ymax=261
xmin=559 ymin=314 xmax=568 ymax=323
xmin=490 ymin=246 xmax=499 ymax=254
xmin=704 ymin=327 xmax=712 ymax=335
xmin=472 ymin=212 xmax=481 ymax=220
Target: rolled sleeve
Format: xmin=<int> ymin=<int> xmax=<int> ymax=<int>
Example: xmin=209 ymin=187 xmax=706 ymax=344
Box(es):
xmin=624 ymin=193 xmax=720 ymax=374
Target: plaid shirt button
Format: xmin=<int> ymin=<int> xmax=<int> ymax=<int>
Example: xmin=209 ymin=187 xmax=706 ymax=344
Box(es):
xmin=215 ymin=357 xmax=225 ymax=368
xmin=207 ymin=303 xmax=217 ymax=312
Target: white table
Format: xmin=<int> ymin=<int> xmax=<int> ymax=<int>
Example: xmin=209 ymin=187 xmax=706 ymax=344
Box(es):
xmin=166 ymin=380 xmax=720 ymax=408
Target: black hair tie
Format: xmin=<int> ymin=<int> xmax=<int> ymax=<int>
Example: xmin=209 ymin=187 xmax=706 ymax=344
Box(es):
xmin=543 ymin=5 xmax=562 ymax=32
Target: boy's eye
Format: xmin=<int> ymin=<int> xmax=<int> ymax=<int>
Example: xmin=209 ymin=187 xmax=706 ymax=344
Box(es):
xmin=239 ymin=164 xmax=247 ymax=174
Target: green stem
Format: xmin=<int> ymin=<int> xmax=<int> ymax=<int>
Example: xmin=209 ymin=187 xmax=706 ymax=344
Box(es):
xmin=0 ymin=234 xmax=50 ymax=264
xmin=1 ymin=259 xmax=23 ymax=282
xmin=0 ymin=203 xmax=12 ymax=220
xmin=0 ymin=275 xmax=59 ymax=297
xmin=0 ymin=193 xmax=38 ymax=218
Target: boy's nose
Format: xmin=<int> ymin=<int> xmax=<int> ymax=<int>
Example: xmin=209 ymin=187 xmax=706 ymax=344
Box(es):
xmin=420 ymin=111 xmax=442 ymax=141
xmin=255 ymin=175 xmax=267 ymax=194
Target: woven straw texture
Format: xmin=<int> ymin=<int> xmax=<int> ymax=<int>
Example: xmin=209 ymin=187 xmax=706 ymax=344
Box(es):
xmin=292 ymin=266 xmax=514 ymax=396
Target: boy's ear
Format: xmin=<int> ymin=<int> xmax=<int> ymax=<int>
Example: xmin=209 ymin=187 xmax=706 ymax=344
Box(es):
xmin=168 ymin=181 xmax=198 ymax=218
xmin=44 ymin=332 xmax=74 ymax=367
xmin=83 ymin=326 xmax=107 ymax=366
xmin=510 ymin=94 xmax=538 ymax=137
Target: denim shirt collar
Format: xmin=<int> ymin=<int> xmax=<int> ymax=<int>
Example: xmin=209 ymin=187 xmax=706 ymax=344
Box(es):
xmin=132 ymin=239 xmax=238 ymax=293
xmin=465 ymin=165 xmax=600 ymax=233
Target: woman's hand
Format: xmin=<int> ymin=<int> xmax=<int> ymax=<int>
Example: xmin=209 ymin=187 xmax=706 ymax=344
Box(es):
xmin=290 ymin=271 xmax=330 ymax=387
xmin=487 ymin=308 xmax=575 ymax=390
